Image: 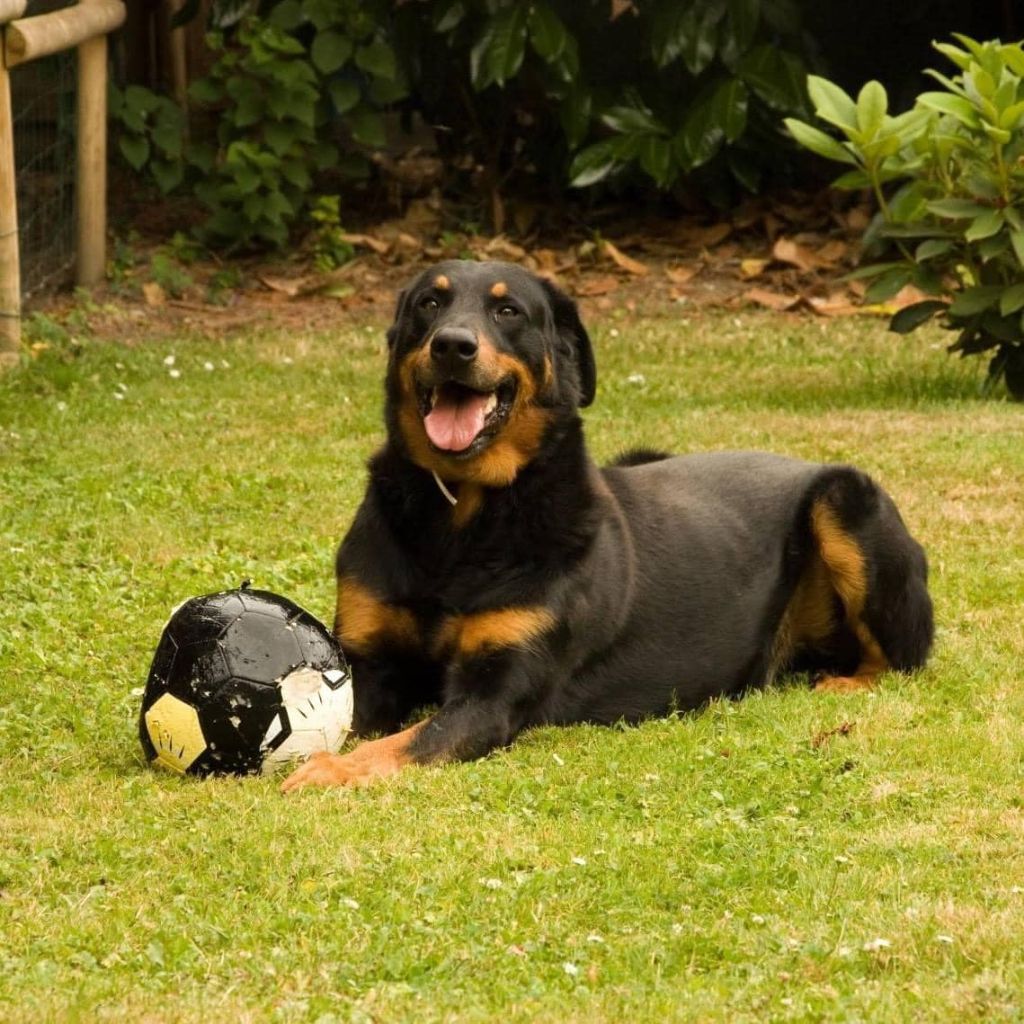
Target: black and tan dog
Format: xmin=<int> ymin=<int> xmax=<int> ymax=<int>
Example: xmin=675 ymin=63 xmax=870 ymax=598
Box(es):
xmin=281 ymin=260 xmax=933 ymax=792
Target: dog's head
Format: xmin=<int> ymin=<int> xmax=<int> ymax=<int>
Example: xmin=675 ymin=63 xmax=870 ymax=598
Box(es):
xmin=384 ymin=260 xmax=595 ymax=487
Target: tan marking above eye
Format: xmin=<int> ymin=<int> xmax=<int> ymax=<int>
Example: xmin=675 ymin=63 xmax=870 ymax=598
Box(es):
xmin=434 ymin=274 xmax=450 ymax=290
xmin=490 ymin=281 xmax=508 ymax=298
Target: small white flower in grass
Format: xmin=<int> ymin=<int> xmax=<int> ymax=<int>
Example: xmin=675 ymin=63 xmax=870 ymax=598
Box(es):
xmin=204 ymin=361 xmax=215 ymax=372
xmin=56 ymin=401 xmax=67 ymax=412
xmin=341 ymin=897 xmax=359 ymax=910
xmin=671 ymin=923 xmax=684 ymax=935
xmin=863 ymin=938 xmax=892 ymax=952
xmin=610 ymin=328 xmax=620 ymax=338
xmin=834 ymin=854 xmax=850 ymax=864
xmin=626 ymin=372 xmax=645 ymax=384
xmin=551 ymin=752 xmax=564 ymax=766
xmin=780 ymin=998 xmax=793 ymax=1007
xmin=220 ymin=359 xmax=231 ymax=369
xmin=129 ymin=686 xmax=145 ymax=698
xmin=571 ymin=856 xmax=587 ymax=867
xmin=936 ymin=934 xmax=954 ymax=945
xmin=117 ymin=382 xmax=128 ymax=392
xmin=113 ymin=392 xmax=124 ymax=400
xmin=837 ymin=945 xmax=853 ymax=958
xmin=282 ymin=356 xmax=294 ymax=365
xmin=481 ymin=878 xmax=502 ymax=889
xmin=751 ymin=914 xmax=765 ymax=926
xmin=586 ymin=933 xmax=604 ymax=944
xmin=562 ymin=962 xmax=579 ymax=977
xmin=169 ymin=368 xmax=181 ymax=379
xmin=163 ymin=355 xmax=175 ymax=366
xmin=1011 ymin=886 xmax=1024 ymax=894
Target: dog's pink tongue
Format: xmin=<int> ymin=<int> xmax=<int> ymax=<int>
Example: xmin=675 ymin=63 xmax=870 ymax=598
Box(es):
xmin=424 ymin=390 xmax=489 ymax=451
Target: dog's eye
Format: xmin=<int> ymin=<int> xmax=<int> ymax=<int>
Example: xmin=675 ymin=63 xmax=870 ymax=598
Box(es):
xmin=419 ymin=296 xmax=439 ymax=314
xmin=495 ymin=305 xmax=520 ymax=320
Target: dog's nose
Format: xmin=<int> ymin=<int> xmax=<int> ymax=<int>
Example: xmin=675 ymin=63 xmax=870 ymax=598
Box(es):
xmin=430 ymin=327 xmax=478 ymax=370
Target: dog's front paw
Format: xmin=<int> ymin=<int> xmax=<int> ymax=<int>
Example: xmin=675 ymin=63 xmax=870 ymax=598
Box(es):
xmin=281 ymin=751 xmax=355 ymax=793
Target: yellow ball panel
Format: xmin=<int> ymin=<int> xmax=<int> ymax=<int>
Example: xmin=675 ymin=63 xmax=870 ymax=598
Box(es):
xmin=144 ymin=693 xmax=207 ymax=774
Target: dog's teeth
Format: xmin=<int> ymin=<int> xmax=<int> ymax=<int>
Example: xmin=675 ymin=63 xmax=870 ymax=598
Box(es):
xmin=485 ymin=393 xmax=497 ymax=416
xmin=430 ymin=387 xmax=439 ymax=409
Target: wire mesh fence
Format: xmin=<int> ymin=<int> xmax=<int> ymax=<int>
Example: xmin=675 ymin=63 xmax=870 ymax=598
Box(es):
xmin=11 ymin=0 xmax=77 ymax=299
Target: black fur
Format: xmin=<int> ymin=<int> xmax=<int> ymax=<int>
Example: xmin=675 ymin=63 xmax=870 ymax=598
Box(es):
xmin=334 ymin=260 xmax=934 ymax=765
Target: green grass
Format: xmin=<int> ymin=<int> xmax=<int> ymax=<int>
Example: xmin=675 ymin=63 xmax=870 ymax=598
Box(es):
xmin=2 ymin=305 xmax=1023 ymax=1022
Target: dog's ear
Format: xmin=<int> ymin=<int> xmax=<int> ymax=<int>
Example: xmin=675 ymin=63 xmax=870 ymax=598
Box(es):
xmin=386 ymin=288 xmax=409 ymax=349
xmin=539 ymin=277 xmax=597 ymax=408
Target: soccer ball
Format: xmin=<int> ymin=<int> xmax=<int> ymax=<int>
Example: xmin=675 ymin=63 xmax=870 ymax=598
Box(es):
xmin=139 ymin=585 xmax=354 ymax=777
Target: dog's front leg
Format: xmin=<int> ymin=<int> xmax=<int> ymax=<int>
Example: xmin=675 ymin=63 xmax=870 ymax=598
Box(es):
xmin=281 ymin=647 xmax=550 ymax=792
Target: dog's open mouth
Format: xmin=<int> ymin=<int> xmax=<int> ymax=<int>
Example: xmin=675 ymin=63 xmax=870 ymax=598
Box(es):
xmin=419 ymin=379 xmax=517 ymax=454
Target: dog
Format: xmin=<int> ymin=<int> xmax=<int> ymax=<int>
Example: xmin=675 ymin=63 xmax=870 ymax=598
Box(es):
xmin=281 ymin=260 xmax=933 ymax=792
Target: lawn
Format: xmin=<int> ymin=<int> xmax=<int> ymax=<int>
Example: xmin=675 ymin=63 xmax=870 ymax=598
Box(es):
xmin=2 ymin=299 xmax=1023 ymax=1022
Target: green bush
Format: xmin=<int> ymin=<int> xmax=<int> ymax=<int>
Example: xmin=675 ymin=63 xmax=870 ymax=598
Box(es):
xmin=114 ymin=0 xmax=813 ymax=250
xmin=785 ymin=35 xmax=1024 ymax=399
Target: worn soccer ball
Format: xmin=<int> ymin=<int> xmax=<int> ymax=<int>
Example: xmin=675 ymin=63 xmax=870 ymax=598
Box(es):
xmin=139 ymin=585 xmax=353 ymax=777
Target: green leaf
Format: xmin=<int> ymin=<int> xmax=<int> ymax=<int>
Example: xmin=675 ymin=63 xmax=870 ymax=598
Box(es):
xmin=119 ymin=134 xmax=150 ymax=170
xmin=528 ymin=4 xmax=568 ymax=62
xmin=864 ymin=266 xmax=913 ymax=303
xmin=355 ymin=38 xmax=397 ymax=80
xmin=807 ymin=75 xmax=858 ymax=133
xmin=715 ymin=78 xmax=748 ymax=142
xmin=888 ymin=300 xmax=948 ymax=333
xmin=569 ymin=138 xmax=622 ymax=188
xmin=470 ymin=6 xmax=528 ymax=89
xmin=186 ymin=142 xmax=215 ymax=174
xmin=267 ymin=0 xmax=304 ymax=30
xmin=601 ymin=105 xmax=664 ymax=135
xmin=329 ymin=79 xmax=360 ymax=114
xmin=559 ymin=87 xmax=591 ymax=149
xmin=638 ymin=135 xmax=674 ymax=187
xmin=679 ymin=90 xmax=725 ymax=170
xmin=681 ymin=2 xmax=723 ymax=77
xmin=916 ymin=91 xmax=978 ymax=126
xmin=933 ymin=41 xmax=971 ymax=71
xmin=737 ymin=45 xmax=806 ymax=113
xmin=948 ymin=285 xmax=1002 ymax=316
xmin=347 ymin=106 xmax=386 ymax=149
xmin=784 ymin=118 xmax=857 ymax=164
xmin=311 ymin=30 xmax=353 ymax=74
xmin=915 ymin=238 xmax=953 ymax=261
xmin=726 ymin=0 xmax=760 ymax=56
xmin=124 ymin=84 xmax=161 ymax=115
xmin=964 ymin=209 xmax=1004 ymax=241
xmin=263 ymin=120 xmax=298 ymax=155
xmin=151 ymin=122 xmax=182 ymax=159
xmin=188 ymin=77 xmax=223 ymax=104
xmin=433 ymin=1 xmax=465 ymax=33
xmin=841 ymin=260 xmax=907 ymax=281
xmin=999 ymin=283 xmax=1024 ymax=316
xmin=856 ymin=80 xmax=887 ymax=138
xmin=150 ymin=159 xmax=183 ymax=194
xmin=926 ymin=198 xmax=991 ymax=219
xmin=1011 ymin=229 xmax=1024 ymax=268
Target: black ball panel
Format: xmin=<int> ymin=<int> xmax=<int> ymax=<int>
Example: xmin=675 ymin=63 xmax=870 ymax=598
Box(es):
xmin=221 ymin=612 xmax=304 ymax=684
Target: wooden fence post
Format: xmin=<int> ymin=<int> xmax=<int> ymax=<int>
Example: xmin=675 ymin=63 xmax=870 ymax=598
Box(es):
xmin=0 ymin=6 xmax=24 ymax=362
xmin=76 ymin=25 xmax=108 ymax=286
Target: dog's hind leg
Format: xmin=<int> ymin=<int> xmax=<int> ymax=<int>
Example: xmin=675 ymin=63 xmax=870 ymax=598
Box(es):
xmin=807 ymin=470 xmax=933 ymax=693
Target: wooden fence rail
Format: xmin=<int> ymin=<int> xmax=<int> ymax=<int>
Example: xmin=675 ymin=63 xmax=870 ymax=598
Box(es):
xmin=0 ymin=0 xmax=125 ymax=364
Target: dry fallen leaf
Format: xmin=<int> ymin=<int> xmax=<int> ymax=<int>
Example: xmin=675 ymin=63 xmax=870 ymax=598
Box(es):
xmin=665 ymin=264 xmax=697 ymax=285
xmin=259 ymin=275 xmax=302 ymax=298
xmin=811 ymin=720 xmax=855 ymax=748
xmin=742 ymin=287 xmax=801 ymax=311
xmin=602 ymin=239 xmax=648 ymax=276
xmin=575 ymin=274 xmax=620 ymax=297
xmin=739 ymin=258 xmax=770 ymax=280
xmin=339 ymin=232 xmax=390 ymax=255
xmin=815 ymin=239 xmax=849 ymax=266
xmin=806 ymin=293 xmax=861 ymax=317
xmin=142 ymin=281 xmax=166 ymax=307
xmin=771 ymin=236 xmax=817 ymax=273
xmin=485 ymin=235 xmax=528 ymax=261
